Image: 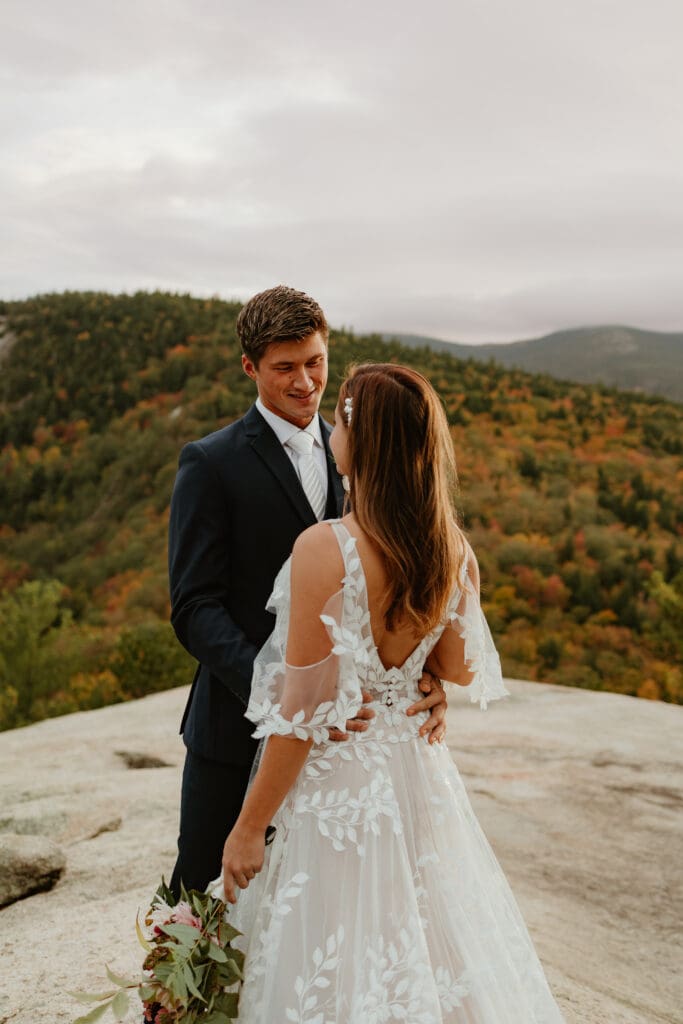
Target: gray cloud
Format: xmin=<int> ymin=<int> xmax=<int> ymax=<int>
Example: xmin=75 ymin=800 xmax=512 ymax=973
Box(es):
xmin=2 ymin=0 xmax=682 ymax=342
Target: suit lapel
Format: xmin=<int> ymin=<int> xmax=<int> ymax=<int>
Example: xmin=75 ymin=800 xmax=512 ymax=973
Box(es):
xmin=321 ymin=418 xmax=345 ymax=516
xmin=243 ymin=405 xmax=317 ymax=526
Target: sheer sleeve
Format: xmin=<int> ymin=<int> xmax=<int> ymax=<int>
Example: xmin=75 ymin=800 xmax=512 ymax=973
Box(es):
xmin=442 ymin=557 xmax=509 ymax=711
xmin=245 ymin=559 xmax=364 ymax=744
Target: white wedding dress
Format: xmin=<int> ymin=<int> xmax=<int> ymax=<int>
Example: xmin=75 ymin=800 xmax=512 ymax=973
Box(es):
xmin=218 ymin=521 xmax=565 ymax=1023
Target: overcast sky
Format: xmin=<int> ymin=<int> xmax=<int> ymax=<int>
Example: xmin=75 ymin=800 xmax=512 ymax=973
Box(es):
xmin=2 ymin=0 xmax=682 ymax=342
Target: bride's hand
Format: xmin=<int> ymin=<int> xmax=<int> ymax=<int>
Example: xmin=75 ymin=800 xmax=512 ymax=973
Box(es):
xmin=407 ymin=670 xmax=447 ymax=744
xmin=222 ymin=824 xmax=266 ymax=905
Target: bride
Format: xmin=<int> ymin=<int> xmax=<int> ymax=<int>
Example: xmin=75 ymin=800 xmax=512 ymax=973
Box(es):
xmin=216 ymin=363 xmax=565 ymax=1022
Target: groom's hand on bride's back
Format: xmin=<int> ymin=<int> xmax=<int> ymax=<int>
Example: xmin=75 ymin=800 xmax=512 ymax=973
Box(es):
xmin=407 ymin=670 xmax=447 ymax=744
xmin=328 ymin=689 xmax=375 ymax=742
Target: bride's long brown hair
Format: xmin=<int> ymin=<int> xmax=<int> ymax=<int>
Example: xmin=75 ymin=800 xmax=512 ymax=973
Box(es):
xmin=338 ymin=363 xmax=466 ymax=633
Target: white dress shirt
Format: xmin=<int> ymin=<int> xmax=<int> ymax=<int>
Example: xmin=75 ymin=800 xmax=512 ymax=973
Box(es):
xmin=255 ymin=398 xmax=329 ymax=506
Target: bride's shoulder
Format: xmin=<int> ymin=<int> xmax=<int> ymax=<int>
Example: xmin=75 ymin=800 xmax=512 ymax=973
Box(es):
xmin=291 ymin=522 xmax=345 ymax=594
xmin=292 ymin=520 xmax=343 ymax=557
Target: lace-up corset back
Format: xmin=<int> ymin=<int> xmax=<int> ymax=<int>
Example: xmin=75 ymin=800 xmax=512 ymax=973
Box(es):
xmin=327 ymin=520 xmax=449 ymax=708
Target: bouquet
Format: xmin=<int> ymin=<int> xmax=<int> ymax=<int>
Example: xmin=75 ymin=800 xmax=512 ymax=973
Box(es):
xmin=70 ymin=879 xmax=243 ymax=1024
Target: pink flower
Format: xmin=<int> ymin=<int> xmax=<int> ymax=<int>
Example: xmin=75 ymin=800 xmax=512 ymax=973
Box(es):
xmin=171 ymin=901 xmax=202 ymax=930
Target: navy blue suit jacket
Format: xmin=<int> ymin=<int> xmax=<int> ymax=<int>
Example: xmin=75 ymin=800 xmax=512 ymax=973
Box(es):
xmin=168 ymin=404 xmax=344 ymax=766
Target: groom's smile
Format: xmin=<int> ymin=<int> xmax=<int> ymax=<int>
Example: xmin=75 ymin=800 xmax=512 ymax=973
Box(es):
xmin=242 ymin=331 xmax=328 ymax=428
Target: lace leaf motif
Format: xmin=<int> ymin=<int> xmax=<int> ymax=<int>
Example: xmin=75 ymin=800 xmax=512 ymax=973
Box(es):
xmin=447 ymin=571 xmax=509 ymax=710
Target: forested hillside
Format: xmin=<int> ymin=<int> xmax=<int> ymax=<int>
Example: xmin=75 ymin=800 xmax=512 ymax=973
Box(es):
xmin=0 ymin=291 xmax=681 ymax=730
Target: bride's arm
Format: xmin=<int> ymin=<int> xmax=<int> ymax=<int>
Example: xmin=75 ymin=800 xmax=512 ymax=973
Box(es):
xmin=424 ymin=549 xmax=480 ymax=688
xmin=424 ymin=544 xmax=508 ymax=711
xmin=221 ymin=524 xmax=343 ymax=904
xmin=222 ymin=733 xmax=312 ymax=903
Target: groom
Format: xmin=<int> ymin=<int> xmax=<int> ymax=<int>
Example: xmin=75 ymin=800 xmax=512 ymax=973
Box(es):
xmin=168 ymin=285 xmax=447 ymax=895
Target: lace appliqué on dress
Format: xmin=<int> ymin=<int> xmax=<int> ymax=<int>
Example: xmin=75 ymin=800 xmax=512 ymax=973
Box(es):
xmin=228 ymin=522 xmax=564 ymax=1024
xmin=446 ymin=565 xmax=510 ymax=709
xmin=245 ymin=559 xmax=363 ymax=744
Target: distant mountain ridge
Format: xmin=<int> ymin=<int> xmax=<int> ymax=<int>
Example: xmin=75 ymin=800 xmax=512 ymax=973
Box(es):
xmin=383 ymin=325 xmax=683 ymax=403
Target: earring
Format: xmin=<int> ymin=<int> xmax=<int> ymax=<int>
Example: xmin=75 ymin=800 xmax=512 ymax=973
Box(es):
xmin=342 ymin=475 xmax=350 ymax=493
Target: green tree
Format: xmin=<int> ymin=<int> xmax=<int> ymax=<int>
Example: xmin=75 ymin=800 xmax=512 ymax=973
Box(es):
xmin=0 ymin=579 xmax=73 ymax=728
xmin=647 ymin=571 xmax=683 ymax=669
xmin=111 ymin=621 xmax=194 ymax=699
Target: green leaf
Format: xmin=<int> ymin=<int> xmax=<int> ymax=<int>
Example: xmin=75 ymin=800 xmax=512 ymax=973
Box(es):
xmin=161 ymin=922 xmax=203 ymax=944
xmin=214 ymin=991 xmax=239 ymax=1016
xmin=225 ymin=957 xmax=244 ymax=981
xmin=154 ymin=875 xmax=176 ymax=907
xmin=214 ymin=962 xmax=242 ymax=988
xmin=105 ymin=964 xmax=134 ymax=988
xmin=206 ymin=943 xmax=228 ymax=962
xmin=166 ymin=966 xmax=188 ymax=1003
xmin=218 ymin=921 xmax=242 ymax=943
xmin=151 ymin=962 xmax=175 ymax=990
xmin=111 ymin=990 xmax=130 ymax=1021
xmin=72 ymin=1001 xmax=115 ymax=1024
xmin=136 ymin=910 xmax=152 ymax=952
xmin=228 ymin=947 xmax=245 ymax=971
xmin=67 ymin=990 xmax=117 ymax=1005
xmin=183 ymin=962 xmax=206 ymax=1003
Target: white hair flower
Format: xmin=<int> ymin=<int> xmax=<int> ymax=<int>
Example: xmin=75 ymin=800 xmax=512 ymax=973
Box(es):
xmin=343 ymin=396 xmax=353 ymax=426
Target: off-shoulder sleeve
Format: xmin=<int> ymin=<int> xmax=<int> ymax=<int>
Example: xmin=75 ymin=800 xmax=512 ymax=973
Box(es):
xmin=244 ymin=559 xmax=364 ymax=743
xmin=443 ymin=559 xmax=509 ymax=710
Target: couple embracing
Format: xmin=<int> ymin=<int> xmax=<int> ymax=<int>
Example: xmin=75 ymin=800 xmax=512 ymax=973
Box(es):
xmin=168 ymin=286 xmax=564 ymax=1022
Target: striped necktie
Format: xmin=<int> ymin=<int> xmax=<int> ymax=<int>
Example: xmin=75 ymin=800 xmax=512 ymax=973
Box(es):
xmin=287 ymin=431 xmax=326 ymax=521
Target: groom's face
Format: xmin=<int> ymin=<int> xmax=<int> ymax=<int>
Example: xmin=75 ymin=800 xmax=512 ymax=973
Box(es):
xmin=242 ymin=331 xmax=328 ymax=428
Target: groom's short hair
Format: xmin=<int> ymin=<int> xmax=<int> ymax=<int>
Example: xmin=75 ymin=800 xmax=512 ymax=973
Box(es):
xmin=237 ymin=285 xmax=329 ymax=365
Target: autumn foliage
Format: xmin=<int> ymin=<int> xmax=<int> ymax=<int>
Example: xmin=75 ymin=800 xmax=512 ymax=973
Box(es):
xmin=0 ymin=291 xmax=681 ymax=729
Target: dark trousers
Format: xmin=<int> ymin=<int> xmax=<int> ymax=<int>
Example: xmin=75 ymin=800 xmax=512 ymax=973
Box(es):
xmin=170 ymin=748 xmax=253 ymax=897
